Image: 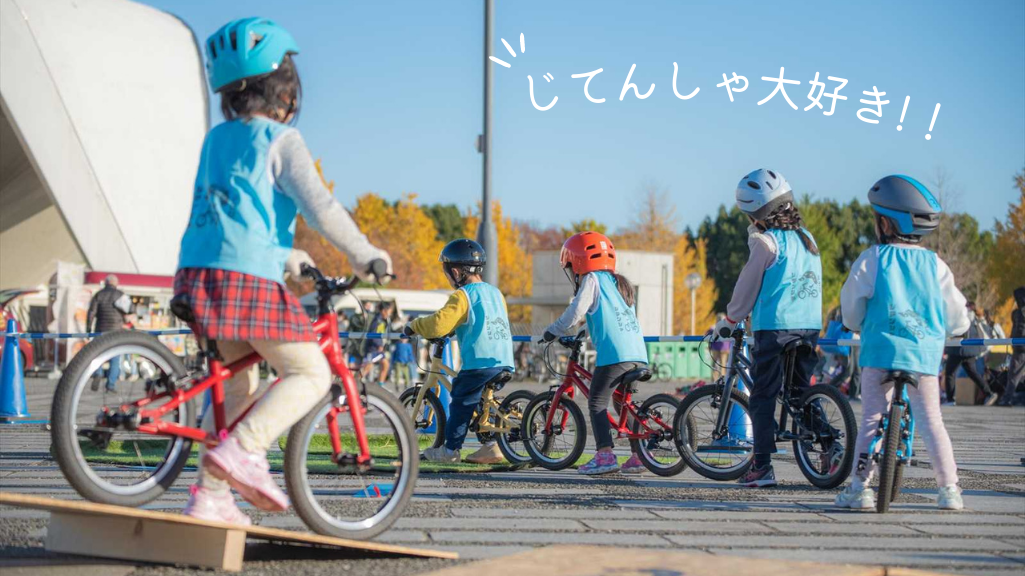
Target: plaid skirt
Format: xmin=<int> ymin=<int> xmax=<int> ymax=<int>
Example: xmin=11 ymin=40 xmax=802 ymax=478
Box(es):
xmin=173 ymin=268 xmax=315 ymax=342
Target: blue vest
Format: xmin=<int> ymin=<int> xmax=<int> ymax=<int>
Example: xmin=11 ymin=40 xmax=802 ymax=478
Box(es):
xmin=586 ymin=272 xmax=648 ymax=367
xmin=751 ymin=229 xmax=823 ymax=331
xmin=455 ymin=282 xmax=515 ymax=371
xmin=860 ymin=245 xmax=945 ymax=375
xmin=178 ymin=117 xmax=296 ymax=283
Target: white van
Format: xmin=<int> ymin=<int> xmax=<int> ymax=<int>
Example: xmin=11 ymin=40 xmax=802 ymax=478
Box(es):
xmin=299 ymin=288 xmax=451 ymax=324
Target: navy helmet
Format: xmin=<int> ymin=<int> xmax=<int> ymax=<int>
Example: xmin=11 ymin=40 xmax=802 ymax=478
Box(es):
xmin=868 ymin=175 xmax=942 ymax=236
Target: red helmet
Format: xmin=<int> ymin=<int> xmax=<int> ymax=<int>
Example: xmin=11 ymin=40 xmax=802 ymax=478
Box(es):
xmin=560 ymin=231 xmax=616 ymax=275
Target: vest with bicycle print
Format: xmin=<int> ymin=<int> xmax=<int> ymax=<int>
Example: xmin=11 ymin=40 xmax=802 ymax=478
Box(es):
xmin=178 ymin=117 xmax=297 ymax=284
xmin=861 ymin=245 xmax=946 ymax=375
xmin=586 ymin=271 xmax=648 ymax=367
xmin=455 ymin=282 xmax=515 ymax=371
xmin=751 ymin=228 xmax=823 ymax=332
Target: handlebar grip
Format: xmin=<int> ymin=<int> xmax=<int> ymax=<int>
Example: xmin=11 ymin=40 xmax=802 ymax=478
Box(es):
xmin=300 ymin=263 xmax=321 ymax=280
xmin=718 ymin=326 xmax=733 ymax=338
xmin=369 ymin=259 xmax=389 ymax=282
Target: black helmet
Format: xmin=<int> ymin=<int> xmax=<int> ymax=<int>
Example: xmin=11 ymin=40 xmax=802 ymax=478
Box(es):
xmin=868 ymin=175 xmax=942 ymax=236
xmin=440 ymin=239 xmax=486 ymax=285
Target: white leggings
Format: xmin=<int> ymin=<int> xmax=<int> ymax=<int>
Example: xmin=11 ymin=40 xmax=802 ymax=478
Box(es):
xmin=197 ymin=340 xmax=332 ymax=492
xmin=853 ymin=367 xmax=959 ymax=488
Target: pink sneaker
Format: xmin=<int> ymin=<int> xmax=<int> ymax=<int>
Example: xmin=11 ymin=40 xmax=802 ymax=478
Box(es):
xmin=203 ymin=436 xmax=289 ymax=512
xmin=183 ymin=485 xmax=252 ymax=526
xmin=620 ymin=454 xmax=645 ymax=475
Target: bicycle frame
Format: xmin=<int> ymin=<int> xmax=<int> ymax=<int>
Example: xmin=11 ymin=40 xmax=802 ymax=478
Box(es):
xmin=712 ymin=331 xmax=754 ymax=438
xmin=127 ymin=310 xmax=374 ymax=465
xmin=543 ymin=340 xmax=670 ymax=441
xmin=409 ymin=338 xmax=518 ymax=434
xmin=867 ymin=378 xmax=916 ymax=463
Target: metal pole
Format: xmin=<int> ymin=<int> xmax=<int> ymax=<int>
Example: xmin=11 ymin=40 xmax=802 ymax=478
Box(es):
xmin=477 ymin=0 xmax=499 ymax=286
xmin=690 ymin=289 xmax=696 ymax=336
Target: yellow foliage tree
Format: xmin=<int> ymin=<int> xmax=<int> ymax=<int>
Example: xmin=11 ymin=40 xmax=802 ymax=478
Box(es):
xmin=674 ymin=237 xmax=719 ymax=335
xmin=289 ymin=160 xmax=351 ymax=293
xmin=987 ymin=170 xmax=1025 ymax=299
xmin=464 ymin=201 xmax=533 ymax=323
xmin=353 ymin=193 xmax=448 ymax=291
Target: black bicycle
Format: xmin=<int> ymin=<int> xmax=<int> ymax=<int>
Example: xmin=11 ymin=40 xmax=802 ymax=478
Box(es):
xmin=672 ymin=324 xmax=857 ymax=488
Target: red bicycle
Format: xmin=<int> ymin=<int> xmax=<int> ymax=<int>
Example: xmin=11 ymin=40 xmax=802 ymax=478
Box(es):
xmin=520 ymin=332 xmax=692 ymax=476
xmin=50 ymin=263 xmax=418 ymax=540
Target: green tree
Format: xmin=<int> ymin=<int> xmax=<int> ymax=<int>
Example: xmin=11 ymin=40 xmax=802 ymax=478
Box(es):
xmin=986 ymin=169 xmax=1025 ymax=306
xmin=563 ymin=219 xmax=607 ymax=235
xmin=696 ymin=205 xmax=750 ymax=312
xmin=423 ymin=203 xmax=465 ymax=243
xmin=798 ymin=198 xmax=843 ymax=312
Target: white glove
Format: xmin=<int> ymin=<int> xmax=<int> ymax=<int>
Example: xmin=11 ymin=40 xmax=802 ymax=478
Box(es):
xmin=285 ymin=249 xmax=315 ymax=279
xmin=354 ymin=250 xmax=394 ymax=284
xmin=712 ymin=317 xmax=737 ymax=341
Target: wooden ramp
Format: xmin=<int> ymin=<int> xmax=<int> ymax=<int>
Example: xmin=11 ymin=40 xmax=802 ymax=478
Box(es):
xmin=0 ymin=492 xmax=457 ymax=572
xmin=420 ymin=545 xmax=950 ymax=576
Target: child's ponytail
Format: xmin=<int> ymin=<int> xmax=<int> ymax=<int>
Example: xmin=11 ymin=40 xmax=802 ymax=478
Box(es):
xmin=759 ymin=203 xmax=820 ymax=256
xmin=612 ymin=273 xmax=636 ymax=308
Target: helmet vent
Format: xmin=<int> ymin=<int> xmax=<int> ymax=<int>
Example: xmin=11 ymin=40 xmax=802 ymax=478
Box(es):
xmin=585 ymin=244 xmax=597 ymax=250
xmin=768 ymin=170 xmax=777 ymax=179
xmin=229 ymin=31 xmax=237 ymax=50
xmin=589 ymin=253 xmax=602 ymax=259
xmin=747 ymin=181 xmax=761 ymax=190
xmin=219 ymin=36 xmax=225 ymax=50
xmin=209 ymin=41 xmax=217 ymax=59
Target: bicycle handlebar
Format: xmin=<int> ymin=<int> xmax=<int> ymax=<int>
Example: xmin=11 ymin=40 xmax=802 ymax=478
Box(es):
xmin=300 ymin=259 xmax=393 ymax=295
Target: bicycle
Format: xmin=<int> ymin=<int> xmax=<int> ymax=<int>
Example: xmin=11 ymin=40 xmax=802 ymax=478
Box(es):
xmin=672 ymin=324 xmax=856 ymax=488
xmin=397 ymin=336 xmax=534 ymax=465
xmin=649 ymin=350 xmax=674 ymax=381
xmin=870 ymin=371 xmax=917 ymax=513
xmin=520 ymin=331 xmax=691 ymax=476
xmin=50 ymin=263 xmax=418 ymax=540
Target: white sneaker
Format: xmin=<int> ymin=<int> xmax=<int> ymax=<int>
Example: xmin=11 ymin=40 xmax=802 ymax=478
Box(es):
xmin=464 ymin=442 xmax=505 ymax=464
xmin=834 ymin=484 xmax=875 ymax=509
xmin=937 ymin=485 xmax=964 ymax=510
xmin=421 ymin=446 xmax=460 ymax=463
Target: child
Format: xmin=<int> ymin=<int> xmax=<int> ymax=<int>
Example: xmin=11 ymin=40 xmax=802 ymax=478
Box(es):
xmin=404 ymin=239 xmax=514 ymax=464
xmin=542 ymin=231 xmax=649 ymax=475
xmin=835 ymin=175 xmax=968 ymax=510
xmin=713 ymin=169 xmax=823 ymax=487
xmin=392 ymin=334 xmax=416 ymax=389
xmin=177 ymin=18 xmax=391 ymax=524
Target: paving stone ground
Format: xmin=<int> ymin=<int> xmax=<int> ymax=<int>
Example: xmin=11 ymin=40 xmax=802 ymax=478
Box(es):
xmin=1 ymin=377 xmax=1023 ymax=576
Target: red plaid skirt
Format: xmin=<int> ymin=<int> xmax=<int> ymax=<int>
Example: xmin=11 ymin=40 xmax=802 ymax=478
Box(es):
xmin=173 ymin=268 xmax=315 ymax=342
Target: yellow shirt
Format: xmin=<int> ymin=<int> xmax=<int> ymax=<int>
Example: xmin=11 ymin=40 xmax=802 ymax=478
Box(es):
xmin=410 ymin=290 xmax=469 ymax=339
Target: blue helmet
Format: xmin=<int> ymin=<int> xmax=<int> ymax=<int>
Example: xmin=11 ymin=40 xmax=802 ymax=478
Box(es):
xmin=205 ymin=18 xmax=299 ymax=92
xmin=868 ymin=175 xmax=942 ymax=236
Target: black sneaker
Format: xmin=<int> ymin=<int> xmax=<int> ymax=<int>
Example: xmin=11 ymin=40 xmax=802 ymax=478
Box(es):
xmin=737 ymin=464 xmax=777 ymax=488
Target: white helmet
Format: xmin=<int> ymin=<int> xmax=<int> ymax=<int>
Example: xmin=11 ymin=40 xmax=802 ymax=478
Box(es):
xmin=735 ymin=169 xmax=793 ymax=220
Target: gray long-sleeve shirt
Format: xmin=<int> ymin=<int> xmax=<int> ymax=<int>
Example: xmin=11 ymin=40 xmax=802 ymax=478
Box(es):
xmin=725 ymin=225 xmax=778 ymax=323
xmin=267 ymin=129 xmax=388 ymax=275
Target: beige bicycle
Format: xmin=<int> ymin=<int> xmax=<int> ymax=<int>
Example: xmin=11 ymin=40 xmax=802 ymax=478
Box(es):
xmin=397 ymin=336 xmax=534 ymax=464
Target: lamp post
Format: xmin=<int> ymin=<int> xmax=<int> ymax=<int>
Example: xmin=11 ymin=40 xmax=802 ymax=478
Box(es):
xmin=685 ymin=272 xmax=702 ymax=335
xmin=477 ymin=0 xmax=499 ymax=286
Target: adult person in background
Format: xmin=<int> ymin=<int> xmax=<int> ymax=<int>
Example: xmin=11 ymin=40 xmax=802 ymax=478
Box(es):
xmin=86 ymin=275 xmax=133 ymax=391
xmin=986 ymin=310 xmax=1006 ymax=340
xmin=392 ymin=333 xmax=416 ymax=390
xmin=361 ymin=301 xmax=394 ymax=385
xmin=999 ymin=287 xmax=1025 ymax=406
xmin=943 ymin=302 xmax=999 ymax=406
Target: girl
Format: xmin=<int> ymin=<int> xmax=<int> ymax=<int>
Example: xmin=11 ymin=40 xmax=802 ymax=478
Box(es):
xmin=177 ymin=18 xmax=391 ymax=524
xmin=836 ymin=175 xmax=968 ymax=510
xmin=713 ymin=169 xmax=823 ymax=488
xmin=543 ymin=231 xmax=649 ymax=475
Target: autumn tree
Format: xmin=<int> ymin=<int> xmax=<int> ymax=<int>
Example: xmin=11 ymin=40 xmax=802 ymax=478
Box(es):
xmin=564 ymin=219 xmax=607 ymax=235
xmin=614 ymin=181 xmax=679 ymax=252
xmin=987 ymin=169 xmax=1025 ymax=301
xmin=464 ymin=202 xmax=533 ymax=322
xmin=353 ymin=193 xmax=448 ymax=291
xmin=674 ymin=236 xmax=718 ymax=334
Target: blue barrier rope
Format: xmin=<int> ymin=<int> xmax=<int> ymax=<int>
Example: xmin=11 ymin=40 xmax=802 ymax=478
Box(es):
xmin=3 ymin=330 xmax=1023 ymax=347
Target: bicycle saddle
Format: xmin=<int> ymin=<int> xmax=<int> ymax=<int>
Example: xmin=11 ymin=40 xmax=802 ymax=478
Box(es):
xmin=782 ymin=338 xmax=815 ymax=356
xmin=169 ymin=294 xmax=195 ymax=324
xmin=484 ymin=370 xmax=514 ymax=391
xmin=620 ymin=367 xmax=652 ymax=393
xmin=889 ymin=371 xmax=921 ymax=388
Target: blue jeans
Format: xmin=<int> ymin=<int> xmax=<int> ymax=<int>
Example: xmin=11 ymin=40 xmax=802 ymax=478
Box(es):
xmin=445 ymin=367 xmax=510 ymax=451
xmin=106 ymin=355 xmax=121 ymax=389
xmin=750 ymin=330 xmax=818 ymax=456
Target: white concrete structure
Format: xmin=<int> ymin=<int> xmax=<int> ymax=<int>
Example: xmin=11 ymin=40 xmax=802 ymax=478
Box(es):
xmin=0 ymin=0 xmax=208 ymax=289
xmin=525 ymin=250 xmax=673 ymax=336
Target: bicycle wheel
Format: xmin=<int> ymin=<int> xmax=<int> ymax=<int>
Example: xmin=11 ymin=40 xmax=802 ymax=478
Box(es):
xmin=285 ymin=384 xmax=419 ymax=540
xmin=521 ymin=391 xmax=587 ymax=470
xmin=876 ymin=401 xmax=903 ymax=513
xmin=890 ymin=461 xmax=904 ymax=503
xmin=673 ymin=384 xmax=753 ymax=481
xmin=398 ymin=386 xmax=446 ymax=450
xmin=497 ymin=390 xmax=534 ymax=465
xmin=51 ymin=331 xmax=194 ymax=507
xmin=792 ymin=385 xmax=857 ymax=489
xmin=630 ymin=393 xmax=687 ymax=476
xmin=655 ymin=363 xmax=674 ymax=381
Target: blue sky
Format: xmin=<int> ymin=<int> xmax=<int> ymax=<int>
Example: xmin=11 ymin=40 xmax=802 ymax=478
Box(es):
xmin=141 ymin=0 xmax=1024 ymax=232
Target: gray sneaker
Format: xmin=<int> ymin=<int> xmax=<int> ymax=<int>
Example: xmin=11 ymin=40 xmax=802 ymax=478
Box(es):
xmin=834 ymin=484 xmax=875 ymax=509
xmin=422 ymin=446 xmax=460 ymax=463
xmin=983 ymin=393 xmax=999 ymax=407
xmin=937 ymin=485 xmax=964 ymax=510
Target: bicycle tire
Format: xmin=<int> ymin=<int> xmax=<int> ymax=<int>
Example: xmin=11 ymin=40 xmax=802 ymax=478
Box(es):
xmin=876 ymin=401 xmax=904 ymax=513
xmin=655 ymin=363 xmax=674 ymax=381
xmin=51 ymin=331 xmax=193 ymax=507
xmin=496 ymin=390 xmax=535 ymax=466
xmin=285 ymin=385 xmax=419 ymax=540
xmin=521 ymin=391 xmax=587 ymax=471
xmin=792 ymin=385 xmax=857 ymax=489
xmin=890 ymin=460 xmax=904 ymax=503
xmin=398 ymin=386 xmax=446 ymax=450
xmin=673 ymin=384 xmax=753 ymax=481
xmin=630 ymin=393 xmax=687 ymax=476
